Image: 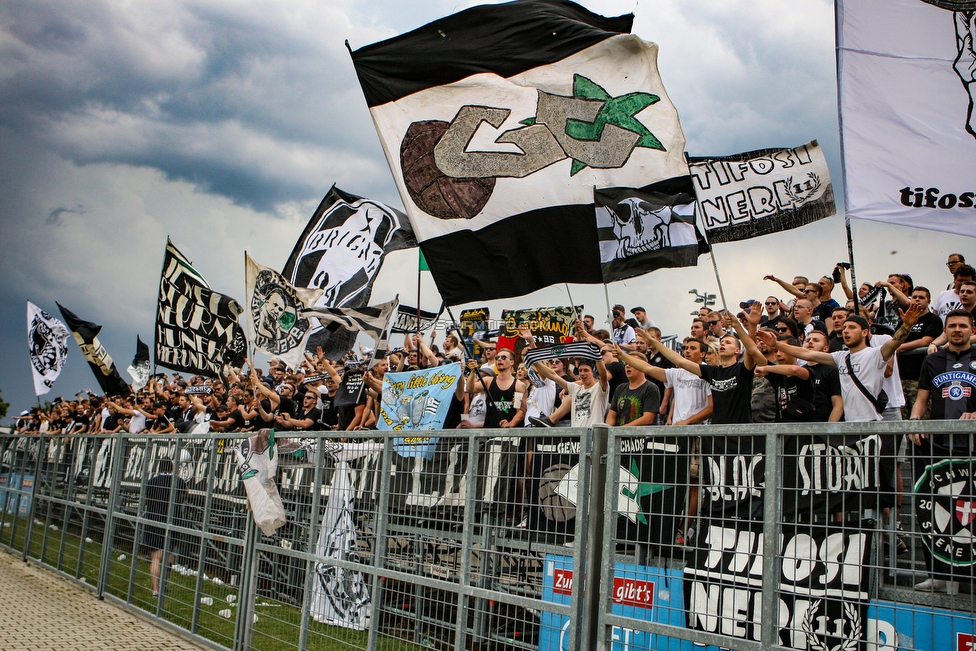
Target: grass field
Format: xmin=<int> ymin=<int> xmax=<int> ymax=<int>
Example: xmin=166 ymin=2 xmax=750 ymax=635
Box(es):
xmin=0 ymin=502 xmax=426 ymax=651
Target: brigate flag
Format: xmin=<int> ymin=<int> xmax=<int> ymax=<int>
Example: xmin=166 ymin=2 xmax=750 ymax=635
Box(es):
xmin=57 ymin=302 xmax=130 ymax=397
xmin=26 ymin=301 xmax=70 ymax=397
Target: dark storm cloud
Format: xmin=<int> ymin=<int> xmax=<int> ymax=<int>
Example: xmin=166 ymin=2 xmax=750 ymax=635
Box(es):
xmin=0 ymin=0 xmax=388 ymax=211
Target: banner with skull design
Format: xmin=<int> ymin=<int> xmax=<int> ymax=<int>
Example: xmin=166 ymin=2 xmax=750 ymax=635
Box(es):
xmin=245 ymin=253 xmax=324 ymax=370
xmin=838 ymin=0 xmax=976 ymax=238
xmin=595 ymin=178 xmax=708 ymax=283
xmin=687 ymin=140 xmax=835 ymax=245
xmin=281 ymin=185 xmax=415 ymax=359
xmin=26 ymin=301 xmax=70 ymax=396
xmin=350 ymin=0 xmax=689 ymax=304
xmin=126 ymin=335 xmax=151 ymax=391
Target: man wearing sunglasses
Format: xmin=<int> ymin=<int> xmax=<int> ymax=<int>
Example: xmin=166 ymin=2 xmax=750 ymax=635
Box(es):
xmin=466 ymin=349 xmax=526 ymax=428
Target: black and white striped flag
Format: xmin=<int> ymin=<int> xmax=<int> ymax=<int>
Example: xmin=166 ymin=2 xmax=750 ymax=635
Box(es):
xmin=523 ymin=342 xmax=601 ymax=369
xmin=302 ymin=299 xmax=398 ymax=342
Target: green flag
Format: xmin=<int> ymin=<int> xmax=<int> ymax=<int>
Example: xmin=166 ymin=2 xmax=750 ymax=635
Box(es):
xmin=419 ymin=250 xmax=429 ymax=272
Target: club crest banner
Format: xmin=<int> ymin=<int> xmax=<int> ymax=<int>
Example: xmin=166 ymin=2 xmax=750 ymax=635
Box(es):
xmin=26 ymin=301 xmax=70 ymax=396
xmin=245 ymin=253 xmax=324 ymax=370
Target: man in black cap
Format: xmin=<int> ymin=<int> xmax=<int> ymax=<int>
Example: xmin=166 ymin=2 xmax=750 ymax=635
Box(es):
xmin=630 ymin=306 xmax=654 ymax=330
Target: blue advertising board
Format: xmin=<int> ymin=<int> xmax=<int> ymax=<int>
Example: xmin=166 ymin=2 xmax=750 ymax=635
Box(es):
xmin=539 ymin=554 xmax=687 ymax=651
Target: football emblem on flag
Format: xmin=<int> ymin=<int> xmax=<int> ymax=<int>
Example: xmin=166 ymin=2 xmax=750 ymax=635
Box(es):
xmin=539 ymin=463 xmax=576 ymax=523
xmin=916 ymin=457 xmax=976 ymax=565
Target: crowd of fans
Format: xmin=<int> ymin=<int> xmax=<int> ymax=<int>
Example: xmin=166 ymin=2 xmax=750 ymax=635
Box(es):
xmin=12 ymin=255 xmax=975 ymax=437
xmin=9 ymin=254 xmax=976 ymax=594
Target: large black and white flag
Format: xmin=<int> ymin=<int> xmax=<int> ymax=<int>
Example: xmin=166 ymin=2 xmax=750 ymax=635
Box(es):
xmin=281 ymin=186 xmax=415 ymax=359
xmin=688 ymin=140 xmax=835 ymax=244
xmin=310 ymin=461 xmax=371 ymax=629
xmin=245 ymin=253 xmax=324 ymax=370
xmin=26 ymin=301 xmax=70 ymax=396
xmin=126 ymin=336 xmax=151 ymax=391
xmin=56 ymin=303 xmax=130 ymax=397
xmin=839 ymin=0 xmax=976 ymax=237
xmin=303 ymin=298 xmax=398 ymax=343
xmin=595 ymin=177 xmax=708 ymax=283
xmin=350 ymin=0 xmax=689 ymax=304
xmin=155 ymin=239 xmax=248 ymax=378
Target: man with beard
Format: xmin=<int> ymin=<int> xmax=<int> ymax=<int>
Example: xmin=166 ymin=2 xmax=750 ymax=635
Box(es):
xmin=910 ymin=309 xmax=976 ymax=594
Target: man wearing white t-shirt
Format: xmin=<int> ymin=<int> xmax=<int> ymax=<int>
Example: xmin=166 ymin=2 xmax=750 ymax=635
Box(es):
xmin=772 ymin=307 xmax=923 ymax=422
xmin=530 ymin=352 xmax=609 ymax=428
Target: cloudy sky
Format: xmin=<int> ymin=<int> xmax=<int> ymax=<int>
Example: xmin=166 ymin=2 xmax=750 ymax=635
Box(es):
xmin=0 ymin=0 xmax=960 ymax=418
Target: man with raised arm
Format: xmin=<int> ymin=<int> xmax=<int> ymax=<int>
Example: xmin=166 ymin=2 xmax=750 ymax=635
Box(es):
xmin=769 ymin=304 xmax=924 ymax=422
xmin=643 ymin=309 xmax=765 ymax=424
xmin=466 ymin=346 xmax=526 ymax=429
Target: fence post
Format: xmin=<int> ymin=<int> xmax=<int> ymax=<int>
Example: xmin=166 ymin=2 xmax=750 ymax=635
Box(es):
xmin=235 ymin=514 xmax=259 ymax=651
xmin=297 ymin=433 xmax=328 ymax=651
xmin=580 ymin=425 xmax=609 ymax=651
xmin=366 ymin=435 xmax=394 ymax=651
xmin=97 ymin=431 xmax=126 ymax=599
xmin=22 ymin=434 xmax=45 ymax=562
xmin=452 ymin=432 xmax=480 ymax=651
xmin=760 ymin=428 xmax=785 ymax=651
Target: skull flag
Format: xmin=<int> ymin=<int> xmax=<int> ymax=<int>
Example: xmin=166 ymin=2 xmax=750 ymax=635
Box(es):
xmin=280 ymin=185 xmax=415 ymax=359
xmin=595 ymin=177 xmax=708 ymax=283
xmin=27 ymin=301 xmax=70 ymax=396
xmin=350 ymin=0 xmax=689 ymax=304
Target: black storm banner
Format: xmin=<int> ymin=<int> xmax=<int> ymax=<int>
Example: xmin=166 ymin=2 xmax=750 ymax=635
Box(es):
xmin=154 ymin=238 xmax=247 ymax=378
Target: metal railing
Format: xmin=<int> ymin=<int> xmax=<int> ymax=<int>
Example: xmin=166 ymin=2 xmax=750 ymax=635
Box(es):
xmin=0 ymin=421 xmax=973 ymax=651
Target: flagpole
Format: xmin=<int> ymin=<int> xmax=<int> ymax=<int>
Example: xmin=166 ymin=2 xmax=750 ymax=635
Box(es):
xmin=834 ymin=0 xmax=860 ymax=309
xmin=444 ymin=304 xmax=498 ymax=412
xmin=564 ymin=284 xmax=581 ymax=324
xmin=417 ymin=250 xmax=422 ymax=336
xmin=243 ymin=251 xmax=256 ymax=377
xmin=602 ymin=283 xmax=614 ymax=328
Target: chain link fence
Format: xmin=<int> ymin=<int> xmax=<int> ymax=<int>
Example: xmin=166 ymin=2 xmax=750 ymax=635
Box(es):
xmin=0 ymin=422 xmax=973 ymax=650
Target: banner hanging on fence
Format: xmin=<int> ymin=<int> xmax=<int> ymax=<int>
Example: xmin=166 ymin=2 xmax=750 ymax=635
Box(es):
xmin=310 ymin=461 xmax=371 ymax=630
xmin=27 ymin=301 xmax=70 ymax=397
xmin=688 ymin=140 xmax=835 ymax=244
xmin=838 ymin=0 xmax=976 ymax=237
xmin=685 ymin=521 xmax=872 ymax=650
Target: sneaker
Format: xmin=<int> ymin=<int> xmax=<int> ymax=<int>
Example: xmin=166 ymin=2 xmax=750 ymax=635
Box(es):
xmin=515 ymin=512 xmax=528 ymax=529
xmin=685 ymin=526 xmax=696 ymax=544
xmin=915 ymin=578 xmax=960 ymax=595
xmin=528 ymin=415 xmax=553 ymax=428
xmin=152 ymin=591 xmax=160 ymax=598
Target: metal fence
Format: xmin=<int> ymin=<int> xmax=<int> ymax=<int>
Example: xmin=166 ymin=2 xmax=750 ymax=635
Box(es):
xmin=0 ymin=422 xmax=973 ymax=651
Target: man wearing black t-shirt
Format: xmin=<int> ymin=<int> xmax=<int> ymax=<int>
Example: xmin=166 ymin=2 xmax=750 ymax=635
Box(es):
xmin=278 ymin=393 xmax=322 ymax=431
xmin=910 ymin=310 xmax=976 ymax=595
xmin=646 ymin=311 xmax=764 ymax=424
xmin=897 ymin=287 xmax=943 ymax=420
xmin=753 ymin=333 xmax=818 ymax=422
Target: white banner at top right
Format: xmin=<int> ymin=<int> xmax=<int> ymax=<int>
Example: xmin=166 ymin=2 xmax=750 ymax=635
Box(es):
xmin=837 ymin=0 xmax=976 ymax=237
